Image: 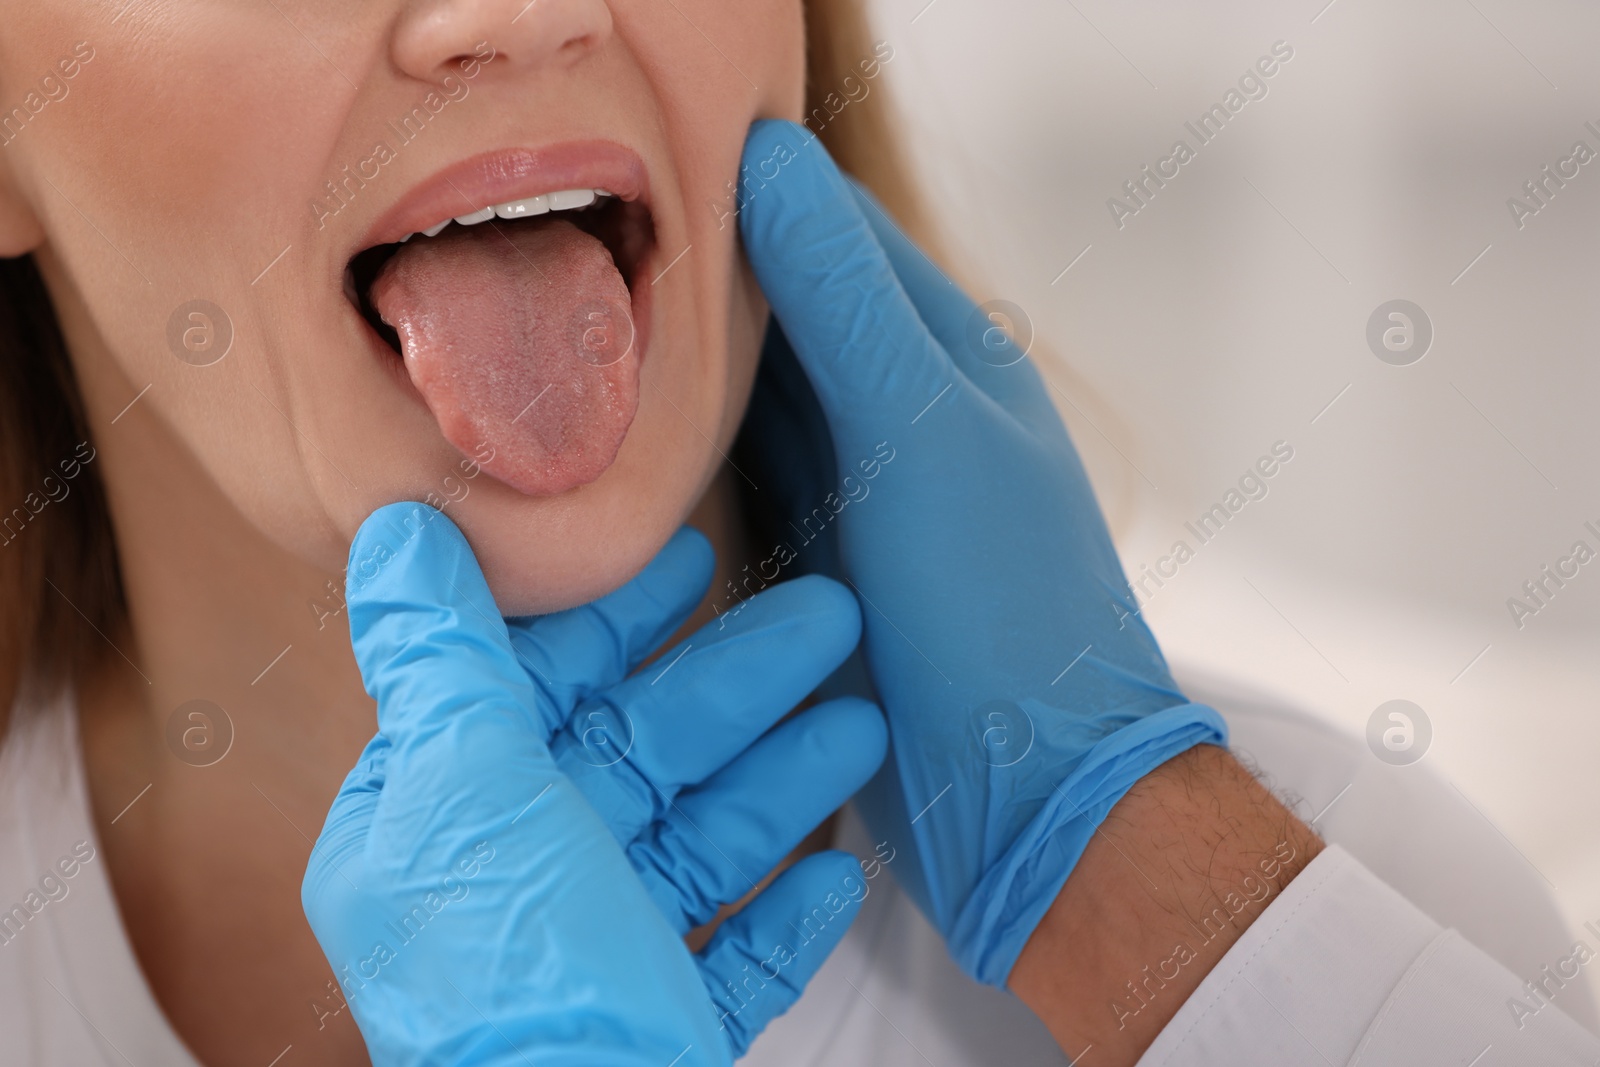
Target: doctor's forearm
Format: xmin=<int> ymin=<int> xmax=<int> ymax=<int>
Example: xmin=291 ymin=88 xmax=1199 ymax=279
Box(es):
xmin=1009 ymin=744 xmax=1324 ymax=1065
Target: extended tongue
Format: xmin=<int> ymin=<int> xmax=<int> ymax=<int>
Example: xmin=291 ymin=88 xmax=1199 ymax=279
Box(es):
xmin=370 ymin=216 xmax=639 ymax=496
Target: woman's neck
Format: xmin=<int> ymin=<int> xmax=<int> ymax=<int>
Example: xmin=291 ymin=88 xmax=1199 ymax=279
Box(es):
xmin=71 ymin=351 xmax=750 ymax=1063
xmin=75 ymin=393 xmax=753 ymax=848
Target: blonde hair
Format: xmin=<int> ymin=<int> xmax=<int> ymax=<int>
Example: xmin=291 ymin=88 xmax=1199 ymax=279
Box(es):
xmin=803 ymin=0 xmax=939 ymax=258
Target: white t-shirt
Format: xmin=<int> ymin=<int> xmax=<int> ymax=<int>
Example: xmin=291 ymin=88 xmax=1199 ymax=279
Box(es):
xmin=2 ymin=678 xmax=1594 ymax=1065
xmin=0 ymin=695 xmax=201 ymax=1066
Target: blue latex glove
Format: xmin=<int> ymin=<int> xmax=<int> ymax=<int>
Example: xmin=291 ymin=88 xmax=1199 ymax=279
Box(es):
xmin=303 ymin=502 xmax=887 ymax=1066
xmin=736 ymin=120 xmax=1227 ymax=986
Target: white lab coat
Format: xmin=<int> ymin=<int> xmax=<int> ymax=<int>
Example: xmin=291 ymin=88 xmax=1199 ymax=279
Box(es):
xmin=742 ymin=671 xmax=1600 ymax=1066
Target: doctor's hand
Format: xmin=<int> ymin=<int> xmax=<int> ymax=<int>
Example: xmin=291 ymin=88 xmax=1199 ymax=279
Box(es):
xmin=301 ymin=503 xmax=887 ymax=1067
xmin=737 ymin=120 xmax=1226 ymax=987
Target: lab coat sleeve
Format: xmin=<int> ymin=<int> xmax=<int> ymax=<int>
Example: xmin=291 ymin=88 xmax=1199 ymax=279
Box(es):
xmin=1135 ymin=844 xmax=1600 ymax=1066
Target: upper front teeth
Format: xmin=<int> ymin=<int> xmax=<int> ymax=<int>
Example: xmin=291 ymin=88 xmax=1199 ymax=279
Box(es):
xmin=398 ymin=188 xmax=616 ymax=244
xmin=494 ymin=195 xmax=548 ymax=219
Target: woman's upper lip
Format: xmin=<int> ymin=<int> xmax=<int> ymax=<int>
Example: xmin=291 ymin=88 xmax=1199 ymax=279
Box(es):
xmin=355 ymin=141 xmax=649 ymax=253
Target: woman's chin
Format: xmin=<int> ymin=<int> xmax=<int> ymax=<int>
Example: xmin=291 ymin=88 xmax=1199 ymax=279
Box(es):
xmin=476 ymin=522 xmax=671 ymax=618
xmin=441 ymin=447 xmax=705 ymax=618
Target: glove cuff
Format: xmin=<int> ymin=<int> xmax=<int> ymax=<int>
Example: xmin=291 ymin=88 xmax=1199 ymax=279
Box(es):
xmin=949 ymin=703 xmax=1229 ymax=986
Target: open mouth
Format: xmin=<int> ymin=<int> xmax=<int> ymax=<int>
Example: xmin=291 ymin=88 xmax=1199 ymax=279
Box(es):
xmin=345 ymin=188 xmax=655 ymax=357
xmin=343 ymin=187 xmax=657 ymax=497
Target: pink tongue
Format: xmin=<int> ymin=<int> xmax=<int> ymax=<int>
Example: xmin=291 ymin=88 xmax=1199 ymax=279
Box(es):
xmin=371 ymin=217 xmax=638 ymax=496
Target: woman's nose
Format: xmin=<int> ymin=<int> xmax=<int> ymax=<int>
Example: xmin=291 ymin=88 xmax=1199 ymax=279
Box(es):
xmin=390 ymin=0 xmax=613 ymax=83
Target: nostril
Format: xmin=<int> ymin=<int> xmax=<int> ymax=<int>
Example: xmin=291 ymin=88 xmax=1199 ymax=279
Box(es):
xmin=391 ymin=0 xmax=614 ymax=81
xmin=557 ymin=31 xmax=601 ymax=57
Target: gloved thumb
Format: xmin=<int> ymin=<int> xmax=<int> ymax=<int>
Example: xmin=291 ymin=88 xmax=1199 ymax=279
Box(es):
xmin=738 ymin=120 xmax=954 ymax=434
xmin=344 ymin=502 xmax=544 ymax=795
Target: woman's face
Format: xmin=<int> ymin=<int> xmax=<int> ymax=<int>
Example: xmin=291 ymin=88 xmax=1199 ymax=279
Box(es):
xmin=0 ymin=0 xmax=804 ymax=612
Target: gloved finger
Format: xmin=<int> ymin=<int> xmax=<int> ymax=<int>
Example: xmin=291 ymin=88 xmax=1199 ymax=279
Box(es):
xmin=845 ymin=178 xmax=1057 ymax=423
xmin=696 ymin=850 xmax=871 ymax=1057
xmin=303 ymin=733 xmax=388 ymax=901
xmin=505 ymin=526 xmax=715 ymax=738
xmin=344 ymin=502 xmax=545 ymax=796
xmin=551 ymin=574 xmax=861 ymax=841
xmin=630 ymin=696 xmax=887 ymax=932
xmin=739 ymin=119 xmax=956 ymax=430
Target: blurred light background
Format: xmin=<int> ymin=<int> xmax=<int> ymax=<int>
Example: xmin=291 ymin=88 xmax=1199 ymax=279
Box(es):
xmin=864 ymin=0 xmax=1600 ymax=1012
